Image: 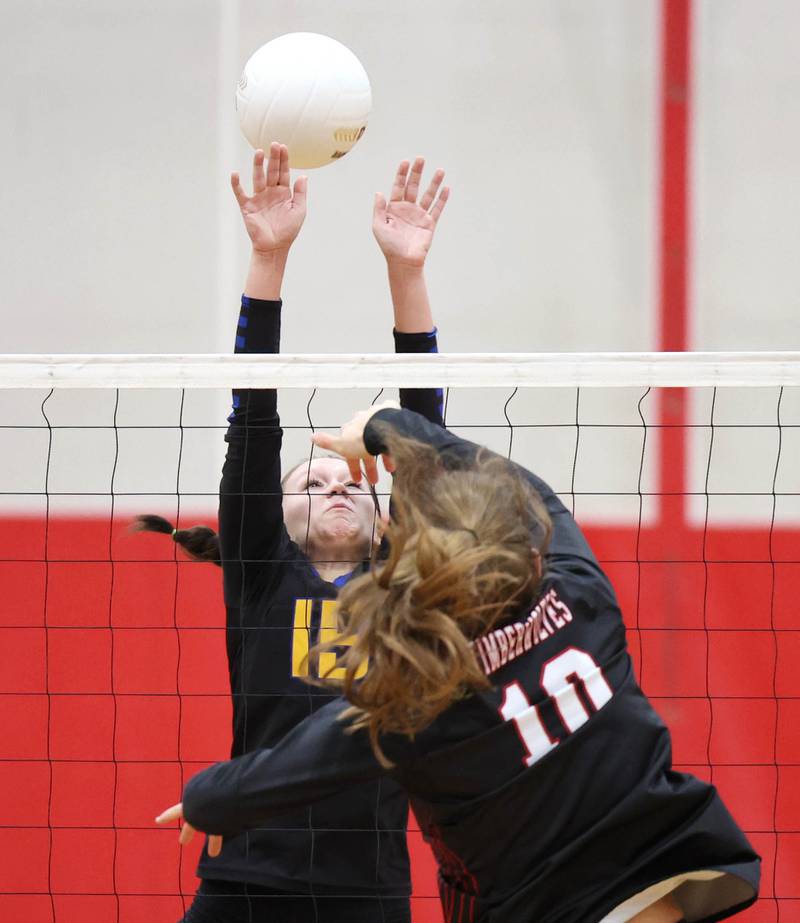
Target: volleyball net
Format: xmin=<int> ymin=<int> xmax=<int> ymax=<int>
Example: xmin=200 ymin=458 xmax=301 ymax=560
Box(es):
xmin=1 ymin=352 xmax=798 ymax=922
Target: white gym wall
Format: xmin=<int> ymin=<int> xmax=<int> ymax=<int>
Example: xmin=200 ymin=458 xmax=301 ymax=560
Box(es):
xmin=0 ymin=0 xmax=797 ymax=524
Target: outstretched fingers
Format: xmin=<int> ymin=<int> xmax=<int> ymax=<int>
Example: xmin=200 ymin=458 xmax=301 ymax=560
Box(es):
xmin=230 ymin=172 xmax=248 ymax=207
xmin=278 ymin=143 xmax=290 ymax=187
xmin=362 ymin=455 xmax=379 ymax=485
xmin=419 ymin=168 xmax=445 ymax=212
xmin=404 ymin=157 xmax=425 ymax=203
xmin=390 ymin=160 xmax=411 ymax=202
xmin=155 ymin=803 xmax=183 ymax=826
xmin=252 ymin=149 xmax=266 ymax=194
xmin=388 ymin=156 xmax=446 ymax=213
xmin=292 ymin=174 xmax=309 ymax=210
xmin=240 ymin=144 xmax=288 ymax=199
xmin=311 ymin=432 xmax=372 ymax=484
xmin=178 ymin=823 xmax=222 ymax=857
xmin=311 ymin=431 xmax=340 ymax=454
xmin=266 ymin=141 xmax=281 ymax=186
xmin=429 ymin=185 xmax=450 ymax=224
xmin=155 ymin=802 xmax=223 ymax=858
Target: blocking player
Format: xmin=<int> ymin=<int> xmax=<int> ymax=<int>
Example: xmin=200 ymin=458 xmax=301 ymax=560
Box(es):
xmin=158 ymin=403 xmax=761 ymax=922
xmin=144 ymin=144 xmax=449 ymax=922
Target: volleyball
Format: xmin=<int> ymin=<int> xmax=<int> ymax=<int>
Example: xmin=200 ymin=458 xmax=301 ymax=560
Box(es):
xmin=235 ymin=32 xmax=372 ymax=170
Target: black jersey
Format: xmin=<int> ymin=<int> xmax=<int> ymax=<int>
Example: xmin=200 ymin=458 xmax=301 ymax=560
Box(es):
xmin=185 ymin=407 xmax=760 ymax=922
xmin=196 ymin=298 xmax=443 ymax=895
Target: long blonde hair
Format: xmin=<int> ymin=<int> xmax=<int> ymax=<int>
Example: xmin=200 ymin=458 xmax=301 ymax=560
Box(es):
xmin=310 ymin=427 xmax=552 ymax=764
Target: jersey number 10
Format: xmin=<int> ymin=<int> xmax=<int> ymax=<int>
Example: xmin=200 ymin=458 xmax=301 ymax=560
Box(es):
xmin=499 ymin=647 xmax=613 ymax=766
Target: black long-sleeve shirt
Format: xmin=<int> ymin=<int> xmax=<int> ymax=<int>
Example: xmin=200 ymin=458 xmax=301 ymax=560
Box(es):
xmin=196 ymin=296 xmax=443 ymax=894
xmin=187 ymin=408 xmax=760 ymax=922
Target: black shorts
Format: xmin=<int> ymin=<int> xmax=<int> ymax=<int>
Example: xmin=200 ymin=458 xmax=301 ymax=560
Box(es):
xmin=179 ymin=878 xmax=412 ymax=923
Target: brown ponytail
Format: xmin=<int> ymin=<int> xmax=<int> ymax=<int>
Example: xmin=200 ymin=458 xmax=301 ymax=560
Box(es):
xmin=310 ymin=430 xmax=552 ymax=765
xmin=130 ymin=514 xmax=221 ymax=566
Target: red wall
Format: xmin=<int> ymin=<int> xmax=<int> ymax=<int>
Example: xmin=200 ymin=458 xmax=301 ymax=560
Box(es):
xmin=1 ymin=515 xmax=799 ymax=921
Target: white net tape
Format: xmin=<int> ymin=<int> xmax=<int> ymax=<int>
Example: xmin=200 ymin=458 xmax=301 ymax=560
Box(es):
xmin=2 ymin=351 xmax=799 ymax=389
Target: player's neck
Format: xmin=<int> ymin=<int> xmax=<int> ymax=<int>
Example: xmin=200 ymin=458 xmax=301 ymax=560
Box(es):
xmin=314 ymin=560 xmax=358 ymax=583
xmin=307 ymin=536 xmax=371 ymax=583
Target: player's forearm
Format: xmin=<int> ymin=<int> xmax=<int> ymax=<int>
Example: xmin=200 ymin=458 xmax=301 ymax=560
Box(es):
xmin=393 ymin=328 xmax=444 ymax=427
xmin=182 ymin=701 xmax=385 ymax=838
xmin=221 ymin=296 xmax=285 ymax=583
xmin=367 ymin=409 xmax=563 ymax=508
xmin=243 ymin=248 xmax=289 ymax=300
xmin=387 ymin=262 xmax=433 ymax=333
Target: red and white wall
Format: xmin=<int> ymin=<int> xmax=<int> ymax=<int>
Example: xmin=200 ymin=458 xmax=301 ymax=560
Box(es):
xmin=1 ymin=2 xmax=798 ymax=920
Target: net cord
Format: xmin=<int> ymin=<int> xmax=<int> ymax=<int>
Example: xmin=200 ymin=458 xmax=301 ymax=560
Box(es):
xmin=2 ymin=352 xmax=799 ymax=389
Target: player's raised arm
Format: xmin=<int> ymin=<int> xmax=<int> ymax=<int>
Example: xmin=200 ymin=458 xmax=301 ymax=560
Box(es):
xmin=375 ymin=157 xmax=449 ymax=427
xmin=220 ymin=144 xmax=308 ymax=600
xmin=131 ymin=146 xmax=309 ymax=579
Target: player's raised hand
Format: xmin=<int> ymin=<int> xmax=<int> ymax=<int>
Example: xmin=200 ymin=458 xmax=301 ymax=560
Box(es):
xmin=155 ymin=802 xmax=223 ymax=858
xmin=231 ymin=143 xmax=308 ymax=254
xmin=311 ymin=401 xmax=399 ymax=485
xmin=373 ymin=158 xmax=450 ymax=267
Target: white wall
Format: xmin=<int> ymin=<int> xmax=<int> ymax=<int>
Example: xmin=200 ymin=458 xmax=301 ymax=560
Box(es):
xmin=693 ymin=0 xmax=800 ymax=351
xmin=688 ymin=0 xmax=800 ymax=523
xmin=1 ymin=0 xmax=658 ymax=354
xmin=0 ymin=1 xmax=796 ymax=525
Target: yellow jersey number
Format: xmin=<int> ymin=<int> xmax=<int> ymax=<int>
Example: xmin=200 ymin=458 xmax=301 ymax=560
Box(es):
xmin=292 ymin=598 xmax=367 ymax=680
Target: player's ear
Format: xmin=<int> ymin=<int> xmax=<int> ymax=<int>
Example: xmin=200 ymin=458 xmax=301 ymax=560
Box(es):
xmin=531 ymin=548 xmax=543 ymax=581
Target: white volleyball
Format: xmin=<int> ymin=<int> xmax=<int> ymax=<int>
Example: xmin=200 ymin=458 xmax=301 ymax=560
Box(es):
xmin=236 ymin=33 xmax=372 ymax=169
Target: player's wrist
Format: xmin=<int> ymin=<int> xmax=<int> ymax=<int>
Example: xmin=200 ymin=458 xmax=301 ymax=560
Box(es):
xmin=250 ymin=246 xmax=291 ymax=264
xmin=244 ymin=248 xmax=289 ymax=300
xmin=386 ymin=258 xmax=426 ymax=276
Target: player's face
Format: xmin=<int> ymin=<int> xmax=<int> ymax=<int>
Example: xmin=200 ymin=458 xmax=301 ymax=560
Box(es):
xmin=282 ymin=457 xmax=377 ymax=559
